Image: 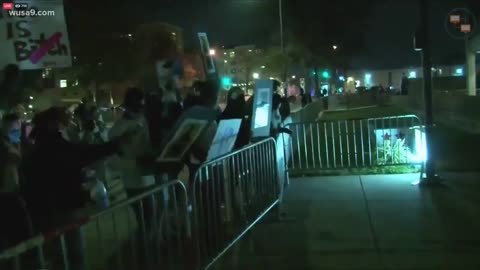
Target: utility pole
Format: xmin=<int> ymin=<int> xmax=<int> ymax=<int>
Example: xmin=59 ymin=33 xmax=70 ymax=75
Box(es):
xmin=279 ymin=0 xmax=287 ymax=86
xmin=419 ymin=0 xmax=438 ymax=184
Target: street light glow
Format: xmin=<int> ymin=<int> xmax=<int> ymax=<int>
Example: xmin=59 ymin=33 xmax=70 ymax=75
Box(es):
xmin=292 ymin=75 xmax=296 ymax=79
xmin=253 ymin=72 xmax=260 ymax=79
xmin=333 ymin=45 xmax=338 ymax=50
xmin=224 ymin=60 xmax=228 ymax=63
xmin=261 ymin=65 xmax=266 ymax=69
xmin=209 ymin=49 xmax=216 ymax=56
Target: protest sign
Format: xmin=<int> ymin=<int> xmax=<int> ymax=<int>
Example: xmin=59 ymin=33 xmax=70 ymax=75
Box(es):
xmin=251 ymin=79 xmax=274 ymax=139
xmin=207 ymin=119 xmax=241 ymax=160
xmin=0 ymin=0 xmax=72 ymax=69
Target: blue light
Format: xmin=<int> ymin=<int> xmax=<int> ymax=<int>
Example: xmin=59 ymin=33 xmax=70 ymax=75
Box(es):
xmin=455 ymin=68 xmax=463 ymax=75
xmin=339 ymin=76 xmax=345 ymax=81
xmin=221 ymin=77 xmax=232 ymax=87
xmin=365 ymin=73 xmax=372 ymax=80
xmin=409 ymin=71 xmax=417 ymax=78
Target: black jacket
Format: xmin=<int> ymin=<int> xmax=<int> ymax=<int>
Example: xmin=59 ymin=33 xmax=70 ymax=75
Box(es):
xmin=22 ymin=131 xmax=119 ymax=218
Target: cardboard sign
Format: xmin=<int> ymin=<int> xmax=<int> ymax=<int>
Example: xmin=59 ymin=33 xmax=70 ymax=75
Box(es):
xmin=197 ymin=32 xmax=215 ymax=75
xmin=0 ymin=0 xmax=72 ymax=69
xmin=207 ymin=119 xmax=241 ymax=160
xmin=156 ymin=106 xmax=218 ymax=162
xmin=251 ymin=80 xmax=274 ymax=139
xmin=157 ymin=118 xmax=208 ymax=162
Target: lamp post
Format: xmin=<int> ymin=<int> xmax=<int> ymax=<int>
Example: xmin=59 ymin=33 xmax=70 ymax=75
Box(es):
xmin=418 ymin=0 xmax=439 ymax=185
xmin=278 ymin=0 xmax=288 ymax=85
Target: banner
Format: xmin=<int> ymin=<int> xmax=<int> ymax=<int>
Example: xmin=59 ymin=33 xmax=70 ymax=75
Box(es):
xmin=0 ymin=0 xmax=72 ymax=69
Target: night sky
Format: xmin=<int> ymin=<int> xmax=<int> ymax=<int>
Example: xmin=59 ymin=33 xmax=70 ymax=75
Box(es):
xmin=67 ymin=0 xmax=479 ymax=69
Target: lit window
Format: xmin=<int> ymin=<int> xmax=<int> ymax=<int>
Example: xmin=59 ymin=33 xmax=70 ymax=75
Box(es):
xmin=60 ymin=80 xmax=67 ymax=88
xmin=409 ymin=71 xmax=417 ymax=78
xmin=455 ymin=68 xmax=463 ymax=76
xmin=229 ymin=52 xmax=235 ymax=58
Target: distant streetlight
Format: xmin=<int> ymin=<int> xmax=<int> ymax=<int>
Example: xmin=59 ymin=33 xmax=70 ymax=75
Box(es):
xmin=333 ymin=45 xmax=338 ymax=50
xmin=209 ymin=49 xmax=216 ymax=56
xmin=224 ymin=60 xmax=228 ymax=63
xmin=29 ymin=96 xmax=33 ymax=100
xmin=253 ymin=72 xmax=260 ymax=79
xmin=292 ymin=75 xmax=296 ymax=79
xmin=261 ymin=65 xmax=266 ymax=69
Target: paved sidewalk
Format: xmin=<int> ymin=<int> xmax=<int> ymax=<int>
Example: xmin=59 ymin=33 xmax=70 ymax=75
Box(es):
xmin=215 ymin=173 xmax=480 ymax=270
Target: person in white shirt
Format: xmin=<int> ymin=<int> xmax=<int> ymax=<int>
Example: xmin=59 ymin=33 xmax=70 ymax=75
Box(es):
xmin=108 ymin=88 xmax=155 ymax=238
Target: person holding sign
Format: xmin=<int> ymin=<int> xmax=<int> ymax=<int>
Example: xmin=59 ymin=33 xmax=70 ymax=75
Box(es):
xmin=108 ymin=88 xmax=155 ymax=237
xmin=220 ymin=86 xmax=250 ymax=149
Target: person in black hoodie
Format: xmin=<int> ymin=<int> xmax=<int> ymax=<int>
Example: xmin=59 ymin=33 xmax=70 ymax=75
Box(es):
xmin=22 ymin=107 xmax=129 ymax=270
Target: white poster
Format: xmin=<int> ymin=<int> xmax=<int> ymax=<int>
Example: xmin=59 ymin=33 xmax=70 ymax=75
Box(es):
xmin=207 ymin=119 xmax=241 ymax=160
xmin=0 ymin=0 xmax=72 ymax=69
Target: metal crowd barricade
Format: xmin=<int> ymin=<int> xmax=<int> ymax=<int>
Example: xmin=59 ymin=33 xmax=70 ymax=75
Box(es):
xmin=286 ymin=114 xmax=424 ymax=175
xmin=190 ymin=138 xmax=279 ymax=270
xmin=0 ymin=180 xmax=191 ymax=270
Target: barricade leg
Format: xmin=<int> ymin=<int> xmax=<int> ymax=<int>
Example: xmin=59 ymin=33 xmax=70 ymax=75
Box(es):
xmin=63 ymin=228 xmax=86 ymax=270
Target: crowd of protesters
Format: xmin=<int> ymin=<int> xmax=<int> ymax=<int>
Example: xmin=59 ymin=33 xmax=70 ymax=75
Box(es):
xmin=0 ymin=55 xmax=299 ymax=268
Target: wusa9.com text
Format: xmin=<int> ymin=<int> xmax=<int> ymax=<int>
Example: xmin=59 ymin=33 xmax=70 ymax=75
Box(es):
xmin=8 ymin=9 xmax=55 ymax=17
